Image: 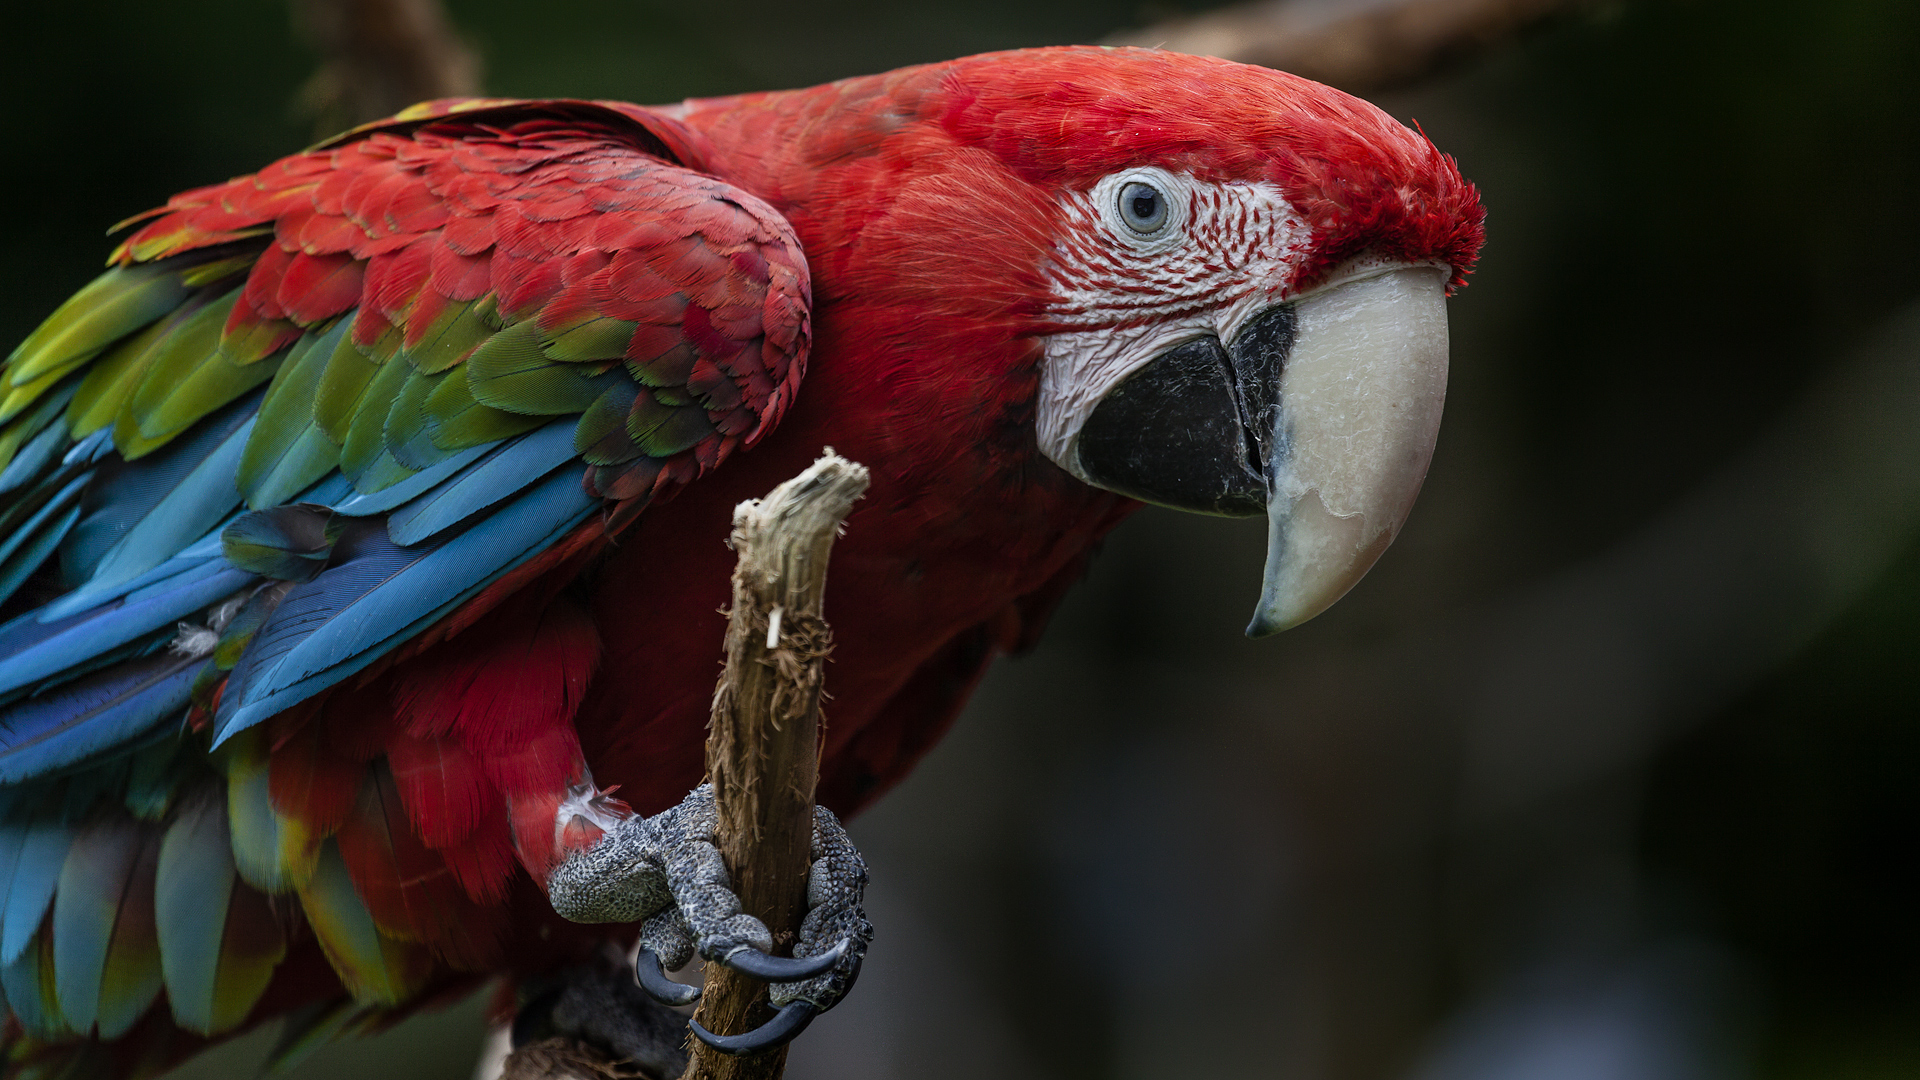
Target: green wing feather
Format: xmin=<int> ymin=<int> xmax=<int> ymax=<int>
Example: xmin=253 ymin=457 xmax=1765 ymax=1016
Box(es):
xmin=0 ymin=103 xmax=816 ymax=1054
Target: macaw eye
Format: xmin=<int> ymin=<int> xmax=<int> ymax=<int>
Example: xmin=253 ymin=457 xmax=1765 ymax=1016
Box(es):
xmin=1117 ymin=181 xmax=1169 ymax=235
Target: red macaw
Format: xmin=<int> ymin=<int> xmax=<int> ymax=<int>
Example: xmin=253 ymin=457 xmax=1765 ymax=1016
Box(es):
xmin=0 ymin=45 xmax=1481 ymax=1076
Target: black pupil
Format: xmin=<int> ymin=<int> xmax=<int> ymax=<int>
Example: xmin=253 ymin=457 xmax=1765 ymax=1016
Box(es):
xmin=1130 ymin=190 xmax=1159 ymax=222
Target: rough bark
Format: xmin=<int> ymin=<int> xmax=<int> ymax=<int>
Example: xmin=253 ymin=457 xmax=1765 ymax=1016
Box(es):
xmin=681 ymin=452 xmax=871 ymax=1080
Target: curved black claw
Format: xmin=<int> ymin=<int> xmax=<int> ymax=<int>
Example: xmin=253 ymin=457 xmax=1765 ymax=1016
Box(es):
xmin=633 ymin=948 xmax=701 ymax=1007
xmin=718 ymin=940 xmax=847 ymax=983
xmin=690 ymin=1001 xmax=818 ymax=1056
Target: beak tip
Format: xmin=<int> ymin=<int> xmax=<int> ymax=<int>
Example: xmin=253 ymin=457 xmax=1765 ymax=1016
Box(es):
xmin=1244 ymin=615 xmax=1284 ymax=640
xmin=1238 ymin=265 xmax=1448 ymax=643
xmin=1243 ymin=597 xmax=1318 ymax=639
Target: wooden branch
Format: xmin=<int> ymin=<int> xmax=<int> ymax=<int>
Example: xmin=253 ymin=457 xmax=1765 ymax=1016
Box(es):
xmin=682 ymin=452 xmax=871 ymax=1080
xmin=290 ymin=0 xmax=482 ymax=133
xmin=1105 ymin=0 xmax=1593 ymax=94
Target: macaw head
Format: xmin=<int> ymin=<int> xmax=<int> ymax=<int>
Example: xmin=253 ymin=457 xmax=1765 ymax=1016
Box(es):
xmin=946 ymin=47 xmax=1484 ymax=635
xmin=687 ymin=46 xmax=1484 ymax=636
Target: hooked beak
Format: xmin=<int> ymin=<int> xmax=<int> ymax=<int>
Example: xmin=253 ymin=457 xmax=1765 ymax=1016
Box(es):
xmin=1074 ymin=265 xmax=1450 ymax=637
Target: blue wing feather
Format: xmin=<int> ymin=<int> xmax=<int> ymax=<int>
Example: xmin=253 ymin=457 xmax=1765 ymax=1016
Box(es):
xmin=35 ymin=551 xmax=223 ymax=625
xmin=1 ymin=337 xmax=605 ymax=794
xmin=80 ymin=416 xmax=254 ymax=599
xmin=0 ymin=922 xmax=64 ymax=1037
xmin=217 ymin=463 xmax=591 ymax=737
xmin=0 ymin=824 xmax=28 ymax=933
xmin=0 ymin=655 xmax=203 ymax=784
xmin=2 ymin=816 xmax=72 ymax=964
xmin=0 ymin=483 xmax=86 ymax=610
xmin=59 ymin=395 xmax=256 ymax=589
xmin=0 ymin=562 xmax=251 ymax=702
xmin=386 ymin=420 xmax=579 ymax=546
xmin=328 ymin=442 xmax=492 ymax=518
xmin=0 ymin=422 xmax=72 ymax=498
xmin=216 ymin=464 xmax=595 ymax=741
xmin=61 ymin=429 xmax=114 ymax=469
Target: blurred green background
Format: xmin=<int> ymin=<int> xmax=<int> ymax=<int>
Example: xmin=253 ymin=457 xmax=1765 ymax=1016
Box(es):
xmin=3 ymin=1 xmax=1917 ymax=1078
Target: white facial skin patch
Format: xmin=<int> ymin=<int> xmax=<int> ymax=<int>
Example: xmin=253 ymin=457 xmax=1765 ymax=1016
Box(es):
xmin=1034 ymin=167 xmax=1456 ymax=635
xmin=1036 ymin=169 xmax=1311 ymax=480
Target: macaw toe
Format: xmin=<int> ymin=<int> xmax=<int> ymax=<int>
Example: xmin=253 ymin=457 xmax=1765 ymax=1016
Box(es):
xmin=548 ymin=783 xmax=872 ymax=1050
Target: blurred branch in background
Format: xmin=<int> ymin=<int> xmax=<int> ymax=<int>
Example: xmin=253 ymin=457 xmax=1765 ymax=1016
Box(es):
xmin=1107 ymin=0 xmax=1595 ymax=93
xmin=291 ymin=0 xmax=482 ymax=135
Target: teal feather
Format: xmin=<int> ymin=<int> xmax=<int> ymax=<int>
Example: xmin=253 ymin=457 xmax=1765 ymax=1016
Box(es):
xmin=380 ymin=366 xmax=455 ymax=472
xmin=387 ymin=421 xmax=578 ymax=546
xmin=60 ymin=391 xmax=259 ymax=595
xmin=2 ymin=817 xmax=72 ymax=964
xmin=351 ymin=450 xmax=417 ymax=496
xmin=0 ymin=560 xmax=251 ymax=700
xmin=38 ymin=549 xmax=222 ymax=625
xmin=0 ymin=473 xmax=90 ymax=567
xmin=124 ymin=737 xmax=196 ymax=821
xmin=328 ymin=443 xmax=489 ymax=518
xmin=250 ymin=428 xmax=342 ymax=512
xmin=215 ymin=465 xmax=596 ymax=741
xmin=292 ymin=471 xmax=356 ymax=510
xmin=340 ymin=355 xmax=415 ymax=489
xmin=62 ymin=428 xmax=114 ymax=469
xmin=0 ymin=924 xmax=66 ymax=1038
xmin=94 ymin=832 xmax=162 ymax=1039
xmin=0 ymin=825 xmax=28 ymax=971
xmin=154 ymin=793 xmax=232 ymax=1034
xmin=0 ymin=466 xmax=88 ymax=552
xmin=0 ymin=477 xmax=87 ymax=609
xmin=83 ymin=417 xmax=253 ymax=598
xmin=0 ymin=404 xmax=76 ymax=497
xmin=0 ymin=824 xmax=26 ymax=903
xmin=51 ymin=820 xmax=140 ymax=1033
xmin=0 ymin=654 xmax=201 ymax=784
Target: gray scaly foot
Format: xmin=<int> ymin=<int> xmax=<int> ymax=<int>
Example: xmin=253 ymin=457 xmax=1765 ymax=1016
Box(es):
xmin=546 ymin=784 xmax=872 ymax=1054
